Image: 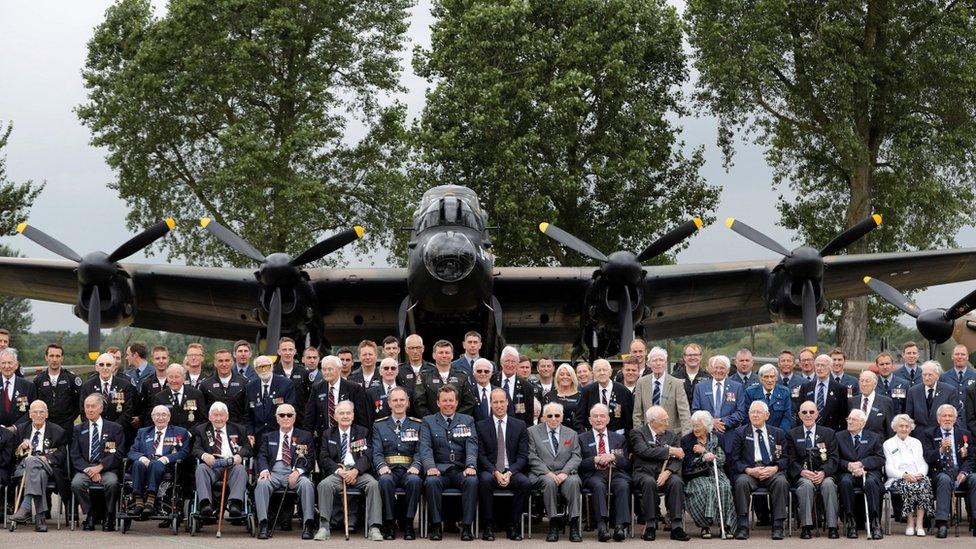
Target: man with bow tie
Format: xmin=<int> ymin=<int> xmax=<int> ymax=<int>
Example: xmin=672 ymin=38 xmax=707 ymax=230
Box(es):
xmin=126 ymin=405 xmax=190 ymax=518
xmin=191 ymin=401 xmax=251 ymax=520
xmin=371 ymin=386 xmax=423 ymax=540
xmin=71 ymin=394 xmax=125 ymax=531
xmin=729 ymin=400 xmax=790 ymax=540
xmin=921 ymin=403 xmax=976 ymax=537
xmin=152 ymin=364 xmax=206 ymax=430
xmin=8 ymin=400 xmax=68 ymax=531
xmin=788 ymin=400 xmax=840 ymax=539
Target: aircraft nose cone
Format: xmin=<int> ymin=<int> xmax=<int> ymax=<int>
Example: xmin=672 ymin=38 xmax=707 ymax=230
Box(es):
xmin=785 ymin=246 xmax=824 ymax=279
xmin=77 ymin=251 xmax=115 ymax=285
xmin=260 ymin=252 xmax=299 ymax=285
xmin=424 ymin=231 xmax=477 ymax=283
xmin=604 ymin=251 xmax=642 ymax=286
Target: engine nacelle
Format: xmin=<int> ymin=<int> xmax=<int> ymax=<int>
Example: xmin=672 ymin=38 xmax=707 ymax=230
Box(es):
xmin=765 ymin=267 xmax=825 ymax=324
xmin=255 ymin=277 xmax=321 ymax=336
xmin=73 ymin=277 xmax=136 ymax=328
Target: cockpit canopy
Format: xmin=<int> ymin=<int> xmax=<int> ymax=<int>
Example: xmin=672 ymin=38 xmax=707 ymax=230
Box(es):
xmin=414 ymin=185 xmax=486 ymax=233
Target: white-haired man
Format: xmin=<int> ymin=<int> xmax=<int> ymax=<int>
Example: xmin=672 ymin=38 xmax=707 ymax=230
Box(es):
xmin=491 ymin=345 xmax=536 ymax=425
xmin=633 ymin=348 xmax=690 ymax=435
xmin=527 ymin=401 xmax=582 ymax=542
xmin=8 ymin=400 xmax=69 ymax=531
xmin=630 ymin=405 xmax=689 ymax=541
xmin=191 ymin=401 xmax=252 ymax=519
xmin=0 ymin=348 xmax=35 ymax=429
xmin=126 ymin=405 xmax=191 ymax=518
xmin=303 ymin=355 xmax=370 ymax=437
xmin=728 ymin=400 xmax=789 ymax=540
xmin=836 ymin=408 xmax=884 ymax=539
xmin=152 ymin=363 xmax=206 ymax=430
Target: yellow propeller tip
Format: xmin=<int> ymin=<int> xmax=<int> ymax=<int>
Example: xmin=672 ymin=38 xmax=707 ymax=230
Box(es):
xmin=863 ymin=276 xmax=872 ymax=284
xmin=354 ymin=225 xmax=365 ymax=238
xmin=805 ymin=346 xmax=818 ymax=354
xmin=88 ymin=351 xmax=100 ymax=361
xmin=872 ymin=214 xmax=883 ymax=226
xmin=692 ymin=217 xmax=704 ymax=230
xmin=724 ymin=217 xmax=735 ymax=228
xmin=200 ymin=217 xmax=211 ymax=228
xmin=269 ymin=355 xmax=278 ymax=364
xmin=539 ymin=222 xmax=549 ymax=233
xmin=15 ymin=222 xmax=27 ymax=234
xmin=165 ymin=217 xmax=176 ymax=230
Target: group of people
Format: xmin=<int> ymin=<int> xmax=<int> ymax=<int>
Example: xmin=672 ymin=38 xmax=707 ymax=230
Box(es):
xmin=2 ymin=331 xmax=976 ymax=543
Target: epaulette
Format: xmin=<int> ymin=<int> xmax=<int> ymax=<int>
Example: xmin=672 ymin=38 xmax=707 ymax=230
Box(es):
xmin=408 ymin=417 xmax=422 ymax=422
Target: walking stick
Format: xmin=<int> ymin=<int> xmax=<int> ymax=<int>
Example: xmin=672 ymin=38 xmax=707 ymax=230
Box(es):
xmin=269 ymin=479 xmax=291 ymax=539
xmin=606 ymin=463 xmax=613 ymax=518
xmin=216 ymin=466 xmax=229 ymax=538
xmin=712 ymin=458 xmax=726 ymax=540
xmin=341 ymin=466 xmax=350 ymax=541
xmin=10 ymin=472 xmax=27 ymax=529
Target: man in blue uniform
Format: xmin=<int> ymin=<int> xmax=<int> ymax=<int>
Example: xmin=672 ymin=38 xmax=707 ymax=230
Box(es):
xmin=371 ymin=386 xmax=423 ymax=539
xmin=942 ymin=344 xmax=976 ymax=425
xmin=874 ymin=352 xmax=910 ymax=413
xmin=893 ymin=341 xmax=923 ymax=388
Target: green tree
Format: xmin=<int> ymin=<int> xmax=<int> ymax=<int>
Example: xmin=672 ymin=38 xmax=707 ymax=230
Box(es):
xmin=0 ymin=123 xmax=44 ymax=237
xmin=685 ymin=0 xmax=976 ymax=359
xmin=78 ymin=0 xmax=414 ymax=267
xmin=0 ymin=245 xmax=33 ymax=346
xmin=412 ymin=0 xmax=718 ymax=266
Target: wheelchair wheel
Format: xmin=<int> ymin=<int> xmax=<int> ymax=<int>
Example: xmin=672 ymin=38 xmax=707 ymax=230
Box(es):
xmin=183 ymin=500 xmax=192 ymax=533
xmin=188 ymin=514 xmax=196 ymax=536
xmin=121 ymin=517 xmax=131 ymax=533
xmin=247 ymin=513 xmax=256 ymax=537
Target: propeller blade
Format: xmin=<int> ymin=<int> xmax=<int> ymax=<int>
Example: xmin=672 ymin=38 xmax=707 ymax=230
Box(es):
xmin=636 ymin=217 xmax=704 ymax=263
xmin=87 ymin=285 xmax=102 ymax=361
xmin=199 ymin=218 xmax=266 ymax=263
xmin=539 ymin=223 xmax=609 ymax=263
xmin=618 ymin=286 xmax=634 ymax=355
xmin=863 ymin=276 xmax=921 ymax=318
xmin=108 ymin=218 xmax=176 ymax=262
xmin=16 ymin=222 xmax=82 ymax=262
xmin=265 ymin=287 xmax=282 ymax=359
xmin=724 ymin=218 xmax=791 ymax=257
xmin=291 ymin=226 xmax=365 ymax=267
xmin=944 ymin=286 xmax=976 ymax=321
xmin=819 ymin=214 xmax=883 ymax=256
xmin=800 ymin=279 xmax=818 ymax=352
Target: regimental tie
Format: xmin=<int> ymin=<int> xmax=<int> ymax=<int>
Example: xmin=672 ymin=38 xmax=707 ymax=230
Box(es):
xmin=102 ymin=382 xmax=110 ymax=401
xmin=757 ymin=429 xmax=771 ymax=464
xmin=805 ymin=429 xmax=814 ymax=450
xmin=816 ymin=383 xmax=826 ymax=414
xmin=549 ymin=429 xmax=559 ymax=456
xmin=713 ymin=381 xmax=722 ymax=413
xmin=327 ymin=386 xmax=337 ymax=428
xmin=152 ymin=429 xmax=163 ymax=454
xmin=861 ymin=396 xmax=869 ymax=413
xmin=31 ymin=429 xmax=40 ymax=452
xmin=282 ymin=433 xmax=292 ymax=466
xmin=652 ymin=380 xmax=661 ymax=406
xmin=340 ymin=432 xmax=348 ymax=461
xmin=597 ymin=432 xmax=606 ymax=455
xmin=854 ymin=433 xmax=861 ymax=450
xmin=495 ymin=419 xmax=506 ymax=471
xmin=2 ymin=380 xmax=10 ymax=413
xmin=90 ymin=422 xmax=101 ymax=462
xmin=926 ymin=387 xmax=934 ymax=411
xmin=214 ymin=428 xmax=222 ymax=455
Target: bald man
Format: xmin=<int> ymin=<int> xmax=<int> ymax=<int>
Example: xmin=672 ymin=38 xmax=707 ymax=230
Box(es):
xmin=8 ymin=400 xmax=69 ymax=531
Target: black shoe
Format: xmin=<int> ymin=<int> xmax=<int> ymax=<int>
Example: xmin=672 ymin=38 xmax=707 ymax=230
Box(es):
xmin=642 ymin=527 xmax=656 ymax=541
xmin=280 ymin=518 xmax=293 ymax=531
xmin=937 ymin=523 xmax=948 ymax=538
xmin=227 ymin=499 xmax=244 ymax=519
xmin=461 ymin=523 xmax=474 ymax=541
xmin=482 ymin=525 xmax=495 ymax=541
xmin=800 ymin=526 xmax=812 ymax=539
xmin=547 ymin=523 xmax=561 ymax=542
xmin=302 ymin=519 xmax=315 ymax=540
xmin=670 ymin=526 xmax=689 ymax=541
xmin=103 ymin=515 xmax=116 ymax=532
xmin=429 ymin=523 xmax=443 ymax=541
xmin=82 ymin=515 xmax=96 ymax=531
xmin=404 ymin=525 xmax=416 ymax=540
xmin=846 ymin=515 xmax=858 ymax=539
xmin=827 ymin=527 xmax=839 ymax=538
xmin=734 ymin=527 xmax=750 ymax=540
xmin=199 ymin=499 xmax=214 ymax=517
xmin=258 ymin=519 xmax=269 ymax=540
xmin=772 ymin=525 xmax=784 ymax=540
xmin=870 ymin=519 xmax=883 ymax=540
xmin=597 ymin=521 xmax=611 ymax=542
xmin=383 ymin=520 xmax=396 ymax=540
xmin=569 ymin=519 xmax=583 ymax=542
xmin=507 ymin=526 xmax=523 ymax=541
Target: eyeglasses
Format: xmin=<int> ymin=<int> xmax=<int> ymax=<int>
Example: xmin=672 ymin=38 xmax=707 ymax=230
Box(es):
xmin=475 ymin=370 xmax=492 ymax=374
xmin=277 ymin=413 xmax=295 ymax=418
xmin=799 ymin=410 xmax=817 ymax=415
xmin=96 ymin=362 xmax=113 ymax=366
xmin=381 ymin=366 xmax=398 ymax=371
xmin=545 ymin=414 xmax=562 ymax=418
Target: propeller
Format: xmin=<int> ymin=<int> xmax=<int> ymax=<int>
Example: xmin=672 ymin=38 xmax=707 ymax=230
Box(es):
xmin=863 ymin=276 xmax=976 ymax=345
xmin=200 ymin=218 xmax=364 ymax=357
xmin=725 ymin=214 xmax=882 ymax=352
xmin=539 ymin=217 xmax=704 ymax=353
xmin=17 ymin=218 xmax=176 ymax=360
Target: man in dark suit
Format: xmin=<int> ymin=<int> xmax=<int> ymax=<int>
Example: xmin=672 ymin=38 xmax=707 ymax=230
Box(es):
xmin=575 ymin=358 xmax=634 ymax=438
xmin=475 ymin=388 xmax=531 ymax=541
xmin=200 ymin=349 xmax=249 ymax=424
xmin=8 ymin=400 xmax=69 ymax=531
xmin=492 ymin=346 xmax=536 ymax=426
xmin=152 ymin=364 xmax=207 ymax=430
xmin=691 ymin=355 xmax=745 ymax=434
xmin=849 ymin=371 xmax=895 ymax=439
xmin=920 ymin=404 xmax=976 ymax=537
xmin=365 ymin=358 xmax=408 ymax=419
xmin=630 ymin=405 xmax=689 ymax=541
xmin=71 ymin=394 xmax=126 ymax=531
xmin=253 ymin=403 xmax=316 ymax=539
xmin=729 ymin=400 xmax=790 ymax=540
xmin=906 ymin=361 xmax=962 ymax=432
xmin=246 ymin=355 xmax=298 ymax=439
xmin=126 ymin=405 xmax=191 ymax=518
xmin=836 ymin=409 xmax=885 ymax=539
xmin=471 ymin=358 xmax=496 ymax=422
xmin=579 ymin=403 xmax=632 ymax=542
xmin=123 ymin=341 xmax=154 ymax=388
xmin=0 ymin=348 xmax=36 ymax=427
xmin=78 ymin=353 xmax=136 ymax=449
xmin=303 ymin=355 xmax=370 ymax=437
xmin=788 ymin=400 xmax=839 ymax=538
xmin=191 ymin=401 xmax=252 ymax=519
xmin=797 ymin=354 xmax=849 ymax=432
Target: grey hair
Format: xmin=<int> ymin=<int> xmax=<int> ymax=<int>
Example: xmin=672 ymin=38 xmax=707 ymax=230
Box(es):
xmin=749 ymin=400 xmax=769 ymax=413
xmin=758 ymin=363 xmax=777 ymax=377
xmin=320 ymin=355 xmax=340 ymax=369
xmin=847 ymin=408 xmax=867 ymax=421
xmin=500 ymin=346 xmax=520 ymax=360
xmin=710 ymin=355 xmax=730 ymax=371
xmin=0 ymin=348 xmax=18 ymax=363
xmin=645 ymin=405 xmax=668 ymax=423
xmin=936 ymin=403 xmax=958 ymax=416
xmin=891 ymin=413 xmax=915 ymax=432
xmin=543 ymin=402 xmax=564 ymax=416
xmin=648 ymin=346 xmax=667 ymax=361
xmin=209 ymin=401 xmax=229 ymax=415
xmin=690 ymin=410 xmax=714 ymax=432
xmin=921 ymin=360 xmax=941 ymax=375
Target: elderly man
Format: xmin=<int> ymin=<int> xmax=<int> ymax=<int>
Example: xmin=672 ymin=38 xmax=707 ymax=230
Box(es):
xmin=1 ymin=348 xmax=36 ymax=428
xmin=836 ymin=408 xmax=884 ymax=539
xmin=366 ymin=357 xmax=410 ymax=419
xmin=475 ymin=387 xmax=530 ymax=541
xmin=254 ymin=403 xmax=316 ymax=539
xmin=126 ymin=405 xmax=190 ymax=518
xmin=303 ymin=354 xmax=370 ymax=437
xmin=79 ymin=353 xmax=136 ymax=438
xmin=246 ymin=355 xmax=298 ymax=439
xmin=191 ymin=401 xmax=251 ymax=519
xmin=874 ymin=351 xmax=910 ymax=413
xmin=849 ymin=371 xmax=895 ymax=438
xmin=371 ymin=386 xmax=423 ymax=540
xmin=921 ymin=403 xmax=976 ymax=537
xmin=798 ymin=354 xmax=849 ymax=432
xmin=577 ymin=359 xmax=634 ymax=437
xmin=152 ymin=363 xmax=206 ymax=430
xmin=733 ymin=349 xmax=759 ymax=387
xmin=397 ymin=334 xmax=434 ymax=389
xmin=579 ymin=403 xmax=632 ymax=542
xmin=630 ymin=405 xmax=688 ymax=541
xmin=472 ymin=358 xmax=496 ymax=422
xmin=413 ymin=340 xmax=478 ymax=419
xmin=8 ymin=400 xmax=69 ymax=531
xmin=691 ymin=355 xmax=744 ymax=433
xmin=527 ymin=401 xmax=582 ymax=542
xmin=788 ymin=400 xmax=839 ymax=538
xmin=906 ymin=360 xmax=960 ymax=432
xmin=71 ymin=394 xmax=125 ymax=531
xmin=492 ymin=345 xmax=536 ymax=426
xmin=742 ymin=363 xmax=793 ymax=432
xmin=315 ymin=401 xmax=383 ymax=541
xmin=633 ymin=348 xmax=690 ymax=436
xmin=729 ymin=400 xmax=789 ymax=540
xmin=201 ymin=348 xmax=249 ymax=424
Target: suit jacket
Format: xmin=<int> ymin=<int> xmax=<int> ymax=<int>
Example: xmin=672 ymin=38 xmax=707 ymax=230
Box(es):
xmin=967 ymin=382 xmax=976 ymax=436
xmin=302 ymin=378 xmax=370 ymax=436
xmin=71 ymin=419 xmax=125 ymax=474
xmin=245 ymin=375 xmax=297 ymax=437
xmin=234 ymin=363 xmax=257 ymax=381
xmin=835 ymin=429 xmax=885 ymax=476
xmin=471 ymin=383 xmax=497 ymax=422
xmin=137 ymin=375 xmax=169 ymax=423
xmin=691 ymin=378 xmax=745 ymax=428
xmin=920 ymin=425 xmax=975 ymax=477
xmin=256 ymin=428 xmax=314 ymax=474
xmin=200 ymin=373 xmax=249 ymax=424
xmin=0 ymin=427 xmax=16 ymax=480
xmin=786 ymin=424 xmax=838 ymax=479
xmin=578 ymin=429 xmax=631 ymax=481
xmin=16 ymin=422 xmax=68 ymax=471
xmin=629 ymin=425 xmax=682 ymax=478
xmin=893 ymin=364 xmax=923 ymax=388
xmin=798 ymin=379 xmax=849 ymax=432
xmin=876 ymin=374 xmax=910 ymax=413
xmin=190 ymin=421 xmax=252 ymax=460
xmin=830 ymin=374 xmax=860 ymax=397
xmin=152 ymin=386 xmax=207 ymax=430
xmin=319 ymin=424 xmax=373 ymax=475
xmin=79 ymin=375 xmax=136 ymax=428
xmin=527 ymin=423 xmax=581 ymax=476
xmin=941 ymin=368 xmax=976 ymax=425
xmin=728 ymin=423 xmax=789 ymax=476
xmin=476 ymin=415 xmax=529 ymax=475
xmin=127 ymin=424 xmax=191 ymax=463
xmin=671 ymin=364 xmax=711 ymax=403
xmin=574 ymin=380 xmax=634 ymax=436
xmin=491 ymin=372 xmax=536 ymax=426
xmin=348 ymin=366 xmax=383 ymax=392
xmin=742 ymin=383 xmax=794 ymax=432
xmin=418 ymin=412 xmax=478 ymax=472
xmin=0 ymin=375 xmax=37 ymax=427
xmin=905 ymin=382 xmax=961 ymax=431
xmin=274 ymin=363 xmax=312 ymax=413
xmin=848 ymin=393 xmax=895 ymax=439
xmin=366 ymin=383 xmax=410 ymax=420
xmin=632 ymin=374 xmax=690 ymax=435
xmin=451 ymin=356 xmax=479 ymax=379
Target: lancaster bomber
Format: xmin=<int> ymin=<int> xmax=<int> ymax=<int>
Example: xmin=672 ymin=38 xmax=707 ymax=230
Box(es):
xmin=3 ymin=184 xmax=976 ymax=360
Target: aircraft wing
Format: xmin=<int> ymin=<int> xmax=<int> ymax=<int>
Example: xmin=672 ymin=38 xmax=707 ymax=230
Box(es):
xmin=822 ymin=248 xmax=976 ymax=299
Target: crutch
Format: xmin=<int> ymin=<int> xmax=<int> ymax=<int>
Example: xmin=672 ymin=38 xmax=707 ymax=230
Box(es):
xmin=216 ymin=466 xmax=229 ymax=538
xmin=341 ymin=466 xmax=350 ymax=540
xmin=712 ymin=458 xmax=726 ymax=539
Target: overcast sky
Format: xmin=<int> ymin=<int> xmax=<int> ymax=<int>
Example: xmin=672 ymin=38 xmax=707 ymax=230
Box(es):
xmin=1 ymin=0 xmax=974 ymax=333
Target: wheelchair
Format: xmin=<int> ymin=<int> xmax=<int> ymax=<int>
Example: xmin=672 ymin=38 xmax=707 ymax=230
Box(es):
xmin=116 ymin=457 xmax=186 ymax=534
xmin=187 ymin=457 xmax=257 ymax=536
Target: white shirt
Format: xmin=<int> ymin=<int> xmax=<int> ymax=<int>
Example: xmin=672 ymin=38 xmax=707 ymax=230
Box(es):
xmin=539 ymin=382 xmax=553 ymax=394
xmin=188 ymin=373 xmax=200 ymax=385
xmin=800 ymin=425 xmax=817 ymax=447
xmin=752 ymin=425 xmax=772 ymax=462
xmin=48 ymin=371 xmax=60 ymax=386
xmin=383 ymin=383 xmax=396 ymax=395
xmin=218 ymin=374 xmax=232 ymax=387
xmin=592 ymin=429 xmax=612 ymax=454
xmin=338 ymin=427 xmax=355 ymax=467
xmin=213 ymin=426 xmax=232 ymax=458
xmin=154 ymin=429 xmax=166 ymax=456
xmin=361 ymin=370 xmax=375 ymax=387
xmin=477 ymin=383 xmax=492 ymax=402
xmin=275 ymin=430 xmax=293 ymax=462
xmin=171 ymin=388 xmax=184 ymax=405
xmin=501 ymin=374 xmax=518 ymax=400
xmin=883 ymin=435 xmax=927 ymax=487
xmin=88 ymin=418 xmax=104 ymax=460
xmin=331 ymin=385 xmax=339 ymax=405
xmin=493 ymin=415 xmax=509 ymax=469
xmin=29 ymin=424 xmax=46 ymax=451
xmin=100 ymin=376 xmax=115 ymax=392
xmin=598 ymin=382 xmax=613 ymax=404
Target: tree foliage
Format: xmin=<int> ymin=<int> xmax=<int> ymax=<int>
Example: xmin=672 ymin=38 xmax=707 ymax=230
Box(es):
xmin=685 ymin=0 xmax=976 ymax=358
xmin=411 ymin=0 xmax=718 ymax=266
xmin=78 ymin=0 xmax=414 ymax=267
xmin=0 ymin=245 xmax=34 ymax=346
xmin=0 ymin=123 xmax=44 ymax=237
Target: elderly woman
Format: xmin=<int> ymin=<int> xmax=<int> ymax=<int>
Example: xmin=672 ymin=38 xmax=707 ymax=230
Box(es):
xmin=883 ymin=414 xmax=933 ymax=536
xmin=681 ymin=410 xmax=736 ymax=538
xmin=546 ymin=363 xmax=581 ymax=425
xmin=575 ymin=362 xmax=593 ymax=387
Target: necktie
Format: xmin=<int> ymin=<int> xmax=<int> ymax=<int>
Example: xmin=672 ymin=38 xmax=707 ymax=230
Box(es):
xmin=782 ymin=376 xmax=790 ymax=386
xmin=282 ymin=433 xmax=292 ymax=466
xmin=172 ymin=392 xmax=180 ymax=407
xmin=652 ymin=380 xmax=661 ymax=406
xmin=597 ymin=432 xmax=606 ymax=455
xmin=327 ymin=386 xmax=337 ymax=428
xmin=853 ymin=434 xmax=861 ymax=449
xmin=495 ymin=419 xmax=506 ymax=471
xmin=90 ymin=422 xmax=101 ymax=462
xmin=549 ymin=429 xmax=559 ymax=455
xmin=262 ymin=384 xmax=269 ymax=400
xmin=482 ymin=386 xmax=488 ymax=405
xmin=816 ymin=383 xmax=825 ymax=413
xmin=31 ymin=429 xmax=40 ymax=452
xmin=959 ymin=370 xmax=964 ymax=385
xmin=152 ymin=430 xmax=163 ymax=454
xmin=805 ymin=429 xmax=814 ymax=449
xmin=386 ymin=384 xmax=393 ymax=396
xmin=861 ymin=396 xmax=869 ymax=412
xmin=926 ymin=387 xmax=934 ymax=411
xmin=340 ymin=432 xmax=349 ymax=461
xmin=835 ymin=376 xmax=841 ymax=384
xmin=394 ymin=419 xmax=402 ymax=434
xmin=102 ymin=382 xmax=110 ymax=400
xmin=742 ymin=375 xmax=750 ymax=386
xmin=446 ymin=416 xmax=453 ymax=428
xmin=757 ymin=429 xmax=771 ymax=464
xmin=714 ymin=382 xmax=723 ymax=413
xmin=215 ymin=428 xmax=223 ymax=455
xmin=909 ymin=369 xmax=916 ymax=384
xmin=503 ymin=377 xmax=511 ymax=397
xmin=765 ymin=391 xmax=772 ymax=403
xmin=882 ymin=377 xmax=890 ymax=393
xmin=2 ymin=380 xmax=9 ymax=412
xmin=601 ymin=388 xmax=608 ymax=405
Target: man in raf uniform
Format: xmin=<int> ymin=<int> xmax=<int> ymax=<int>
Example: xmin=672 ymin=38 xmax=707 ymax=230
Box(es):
xmin=894 ymin=341 xmax=923 ymax=388
xmin=419 ymin=385 xmax=478 ymax=541
xmin=152 ymin=363 xmax=206 ymax=430
xmin=371 ymin=386 xmax=423 ymax=540
xmin=246 ymin=355 xmax=297 ymax=440
xmin=254 ymin=403 xmax=316 ymax=540
xmin=788 ymin=400 xmax=840 ymax=539
xmin=397 ymin=334 xmax=434 ymax=390
xmin=451 ymin=331 xmax=483 ymax=379
xmin=366 ymin=357 xmax=408 ymax=419
xmin=79 ymin=353 xmax=136 ymax=445
xmin=829 ymin=349 xmax=860 ymax=397
xmin=741 ymin=363 xmax=794 ymax=433
xmin=71 ymin=394 xmax=125 ymax=531
xmin=492 ymin=345 xmax=536 ymax=426
xmin=191 ymin=401 xmax=251 ymax=519
xmin=527 ymin=401 xmax=583 ymax=542
xmin=303 ymin=355 xmax=370 ymax=437
xmin=874 ymin=351 xmax=910 ymax=414
xmin=303 ymin=347 xmax=322 ymax=384
xmin=274 ymin=337 xmax=311 ymax=415
xmin=0 ymin=348 xmax=35 ymax=427
xmin=200 ymin=349 xmax=248 ymax=424
xmin=630 ymin=405 xmax=689 ymax=541
xmin=32 ymin=343 xmax=81 ymax=433
xmin=412 ymin=340 xmax=477 ymax=418
xmin=8 ymin=400 xmax=69 ymax=531
xmin=123 ymin=342 xmax=154 ymax=388
xmin=233 ymin=340 xmax=257 ymax=380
